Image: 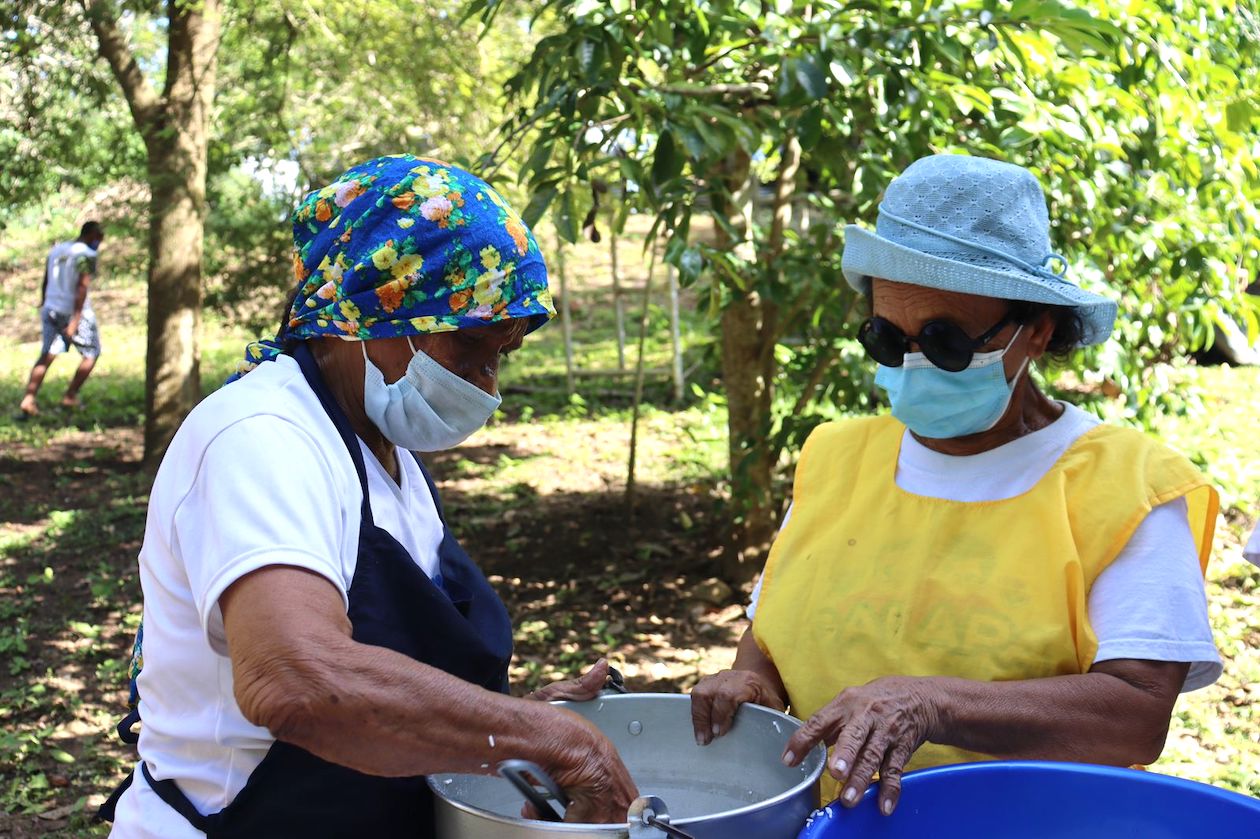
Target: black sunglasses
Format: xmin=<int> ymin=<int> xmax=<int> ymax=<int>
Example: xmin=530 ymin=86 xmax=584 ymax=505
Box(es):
xmin=858 ymin=312 xmax=1017 ymax=373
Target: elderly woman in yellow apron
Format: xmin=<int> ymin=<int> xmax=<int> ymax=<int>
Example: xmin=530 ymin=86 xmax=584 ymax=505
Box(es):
xmin=690 ymin=154 xmax=1220 ymax=817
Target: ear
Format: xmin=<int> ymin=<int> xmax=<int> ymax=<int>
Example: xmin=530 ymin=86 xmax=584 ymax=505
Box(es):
xmin=1024 ymin=311 xmax=1056 ymax=361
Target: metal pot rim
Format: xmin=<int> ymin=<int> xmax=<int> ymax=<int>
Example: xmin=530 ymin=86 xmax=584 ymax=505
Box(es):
xmin=426 ymin=693 xmax=826 ymax=830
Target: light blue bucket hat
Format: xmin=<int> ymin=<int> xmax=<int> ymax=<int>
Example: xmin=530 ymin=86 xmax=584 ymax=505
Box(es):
xmin=842 ymin=154 xmax=1117 ymax=346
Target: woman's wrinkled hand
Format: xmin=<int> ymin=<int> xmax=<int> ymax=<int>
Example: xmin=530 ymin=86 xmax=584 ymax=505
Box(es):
xmin=781 ymin=676 xmax=945 ymax=817
xmin=530 ymin=708 xmax=639 ymax=824
xmin=528 ymin=658 xmax=611 ymax=703
xmin=690 ymin=669 xmax=787 ymax=746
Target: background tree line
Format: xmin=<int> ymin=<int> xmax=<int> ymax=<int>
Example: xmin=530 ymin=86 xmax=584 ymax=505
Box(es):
xmin=3 ymin=0 xmax=1257 ymax=582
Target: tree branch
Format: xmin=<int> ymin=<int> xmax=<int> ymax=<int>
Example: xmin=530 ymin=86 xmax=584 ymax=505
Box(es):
xmin=789 ymin=348 xmax=838 ymax=417
xmin=767 ymin=134 xmax=802 ymax=261
xmin=653 ymin=82 xmax=771 ymax=98
xmin=685 ymin=38 xmax=760 ymax=79
xmin=79 ymin=0 xmax=161 ymax=132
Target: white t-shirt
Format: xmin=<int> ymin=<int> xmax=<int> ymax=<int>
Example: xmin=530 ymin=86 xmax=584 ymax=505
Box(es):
xmin=748 ymin=404 xmax=1221 ymax=692
xmin=110 ymin=354 xmax=445 ymax=839
xmin=43 ymin=240 xmax=97 ymax=314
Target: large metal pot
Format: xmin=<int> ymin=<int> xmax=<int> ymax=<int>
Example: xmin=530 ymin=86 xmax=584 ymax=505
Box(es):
xmin=429 ymin=693 xmax=826 ymax=838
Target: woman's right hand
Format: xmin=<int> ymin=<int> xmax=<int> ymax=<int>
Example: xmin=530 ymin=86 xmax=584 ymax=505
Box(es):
xmin=534 ymin=708 xmax=639 ymax=824
xmin=690 ymin=669 xmax=787 ymax=746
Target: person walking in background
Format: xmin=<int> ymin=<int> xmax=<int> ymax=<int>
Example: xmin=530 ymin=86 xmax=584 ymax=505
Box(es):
xmin=18 ymin=220 xmax=105 ymax=417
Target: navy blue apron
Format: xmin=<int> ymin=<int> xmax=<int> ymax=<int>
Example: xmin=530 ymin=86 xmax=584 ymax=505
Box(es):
xmin=102 ymin=342 xmax=513 ymax=837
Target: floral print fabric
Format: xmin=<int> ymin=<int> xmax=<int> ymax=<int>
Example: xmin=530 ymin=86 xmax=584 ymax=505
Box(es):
xmin=230 ymin=154 xmax=554 ymax=381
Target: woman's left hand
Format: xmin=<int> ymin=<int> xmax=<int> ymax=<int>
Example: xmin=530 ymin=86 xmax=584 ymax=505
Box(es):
xmin=781 ymin=676 xmax=945 ymax=816
xmin=527 ymin=658 xmax=612 ymax=702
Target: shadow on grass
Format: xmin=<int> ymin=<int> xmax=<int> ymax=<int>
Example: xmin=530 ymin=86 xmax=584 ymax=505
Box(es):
xmin=430 ymin=456 xmax=741 ymax=695
xmin=0 ymin=436 xmax=146 ymax=835
xmin=0 ymin=423 xmax=742 ymax=835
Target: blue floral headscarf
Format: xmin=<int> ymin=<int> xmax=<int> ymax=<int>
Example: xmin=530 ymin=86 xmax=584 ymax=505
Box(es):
xmin=229 ymin=154 xmax=555 ymax=381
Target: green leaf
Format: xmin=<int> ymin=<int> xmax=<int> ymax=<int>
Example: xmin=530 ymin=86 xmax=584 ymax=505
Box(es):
xmin=521 ymin=185 xmax=558 ymax=228
xmin=829 ymin=58 xmax=857 ymax=88
xmin=794 ymin=54 xmax=829 ymax=101
xmin=679 ymin=247 xmax=704 ymax=283
xmin=651 ymin=130 xmax=683 ymax=186
xmin=797 ymin=106 xmax=823 ymax=151
xmin=1225 ymin=100 xmax=1254 ymax=133
xmin=552 ymin=189 xmax=579 ymax=244
xmin=522 ymin=141 xmax=554 ymax=182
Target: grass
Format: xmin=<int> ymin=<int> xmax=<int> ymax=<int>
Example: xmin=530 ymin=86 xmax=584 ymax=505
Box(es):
xmin=0 ymin=216 xmax=1257 ymax=834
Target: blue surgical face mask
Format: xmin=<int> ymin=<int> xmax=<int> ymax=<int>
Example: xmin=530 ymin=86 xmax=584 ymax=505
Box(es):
xmin=362 ymin=338 xmax=502 ymax=452
xmin=874 ymin=325 xmax=1028 ymax=439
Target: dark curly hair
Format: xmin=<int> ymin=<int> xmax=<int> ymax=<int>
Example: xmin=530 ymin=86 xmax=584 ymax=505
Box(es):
xmin=1007 ymin=300 xmax=1086 ymax=362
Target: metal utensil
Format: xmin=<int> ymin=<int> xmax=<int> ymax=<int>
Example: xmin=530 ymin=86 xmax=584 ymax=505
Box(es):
xmin=499 ymin=761 xmax=696 ymax=838
xmin=628 ymin=795 xmax=696 ymax=839
xmin=497 ymin=760 xmax=569 ymax=822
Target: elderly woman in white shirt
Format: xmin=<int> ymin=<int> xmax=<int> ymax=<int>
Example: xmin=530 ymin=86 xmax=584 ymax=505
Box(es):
xmin=101 ymin=156 xmax=637 ymax=837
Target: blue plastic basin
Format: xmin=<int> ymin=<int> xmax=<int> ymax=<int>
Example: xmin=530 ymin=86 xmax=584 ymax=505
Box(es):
xmin=796 ymin=761 xmax=1260 ymax=838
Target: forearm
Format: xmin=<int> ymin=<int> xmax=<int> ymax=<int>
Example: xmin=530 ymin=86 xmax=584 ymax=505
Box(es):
xmin=71 ymin=277 xmax=89 ymax=320
xmin=929 ymin=668 xmax=1181 ymax=765
xmin=732 ymin=626 xmax=789 ymax=706
xmin=235 ymin=633 xmax=588 ymax=779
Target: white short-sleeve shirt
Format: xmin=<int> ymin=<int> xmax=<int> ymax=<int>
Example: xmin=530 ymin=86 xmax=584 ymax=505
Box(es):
xmin=43 ymin=240 xmax=97 ymax=313
xmin=748 ymin=404 xmax=1221 ymax=692
xmin=110 ymin=354 xmax=445 ymax=838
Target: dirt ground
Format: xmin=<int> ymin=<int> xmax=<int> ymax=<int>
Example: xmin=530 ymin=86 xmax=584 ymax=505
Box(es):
xmin=0 ymin=416 xmax=744 ymax=837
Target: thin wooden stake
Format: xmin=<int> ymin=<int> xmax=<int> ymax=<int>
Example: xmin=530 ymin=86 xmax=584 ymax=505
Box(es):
xmin=667 ymin=261 xmax=685 ymax=403
xmin=555 ymin=236 xmax=576 ymax=397
xmin=626 ymin=244 xmax=659 ymax=511
xmin=609 ymin=209 xmax=627 ymax=371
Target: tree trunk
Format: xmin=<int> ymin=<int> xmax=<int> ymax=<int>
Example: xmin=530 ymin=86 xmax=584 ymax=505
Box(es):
xmin=720 ymin=292 xmax=780 ymax=584
xmin=84 ymin=0 xmax=220 ymax=468
xmin=711 ymin=150 xmax=776 ymax=584
xmin=143 ymin=144 xmax=207 ymax=468
xmin=717 ymin=136 xmax=801 ymax=585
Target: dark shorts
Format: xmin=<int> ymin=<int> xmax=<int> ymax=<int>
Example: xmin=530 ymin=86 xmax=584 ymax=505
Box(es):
xmin=40 ymin=307 xmax=101 ymax=358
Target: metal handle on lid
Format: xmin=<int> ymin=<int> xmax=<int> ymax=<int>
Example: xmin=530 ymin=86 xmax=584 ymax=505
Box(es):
xmin=496 ymin=759 xmax=569 ymax=822
xmin=628 ymin=795 xmax=697 ymax=839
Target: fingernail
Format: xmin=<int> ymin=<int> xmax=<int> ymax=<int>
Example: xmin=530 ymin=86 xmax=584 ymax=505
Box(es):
xmin=843 ymin=787 xmax=857 ymax=804
xmin=882 ymin=798 xmax=894 ymax=816
xmin=712 ymin=723 xmax=721 ymax=737
xmin=832 ymin=757 xmax=848 ymax=775
xmin=695 ymin=732 xmax=705 ymax=746
xmin=781 ymin=750 xmax=796 ymax=766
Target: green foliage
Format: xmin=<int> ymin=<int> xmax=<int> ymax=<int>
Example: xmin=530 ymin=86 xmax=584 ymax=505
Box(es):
xmin=485 ymin=0 xmax=1260 ymax=467
xmin=3 ymin=0 xmax=542 ymax=334
xmin=0 ymin=1 xmax=148 ymax=205
xmin=203 ymin=169 xmax=294 ymax=332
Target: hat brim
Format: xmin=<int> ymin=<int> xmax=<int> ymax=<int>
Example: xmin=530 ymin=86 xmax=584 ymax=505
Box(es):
xmin=841 ymin=225 xmax=1117 ymax=346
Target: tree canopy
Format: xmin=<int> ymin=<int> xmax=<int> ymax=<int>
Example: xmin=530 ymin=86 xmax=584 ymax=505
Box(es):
xmin=3 ymin=0 xmax=1257 ymax=569
xmin=479 ymin=0 xmax=1260 ymax=576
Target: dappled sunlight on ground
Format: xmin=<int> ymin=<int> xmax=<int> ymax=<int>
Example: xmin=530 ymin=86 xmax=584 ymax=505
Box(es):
xmin=2 ymin=228 xmax=1257 ymax=836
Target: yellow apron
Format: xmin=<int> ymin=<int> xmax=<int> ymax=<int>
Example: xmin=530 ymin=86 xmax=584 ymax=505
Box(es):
xmin=753 ymin=415 xmax=1216 ymax=801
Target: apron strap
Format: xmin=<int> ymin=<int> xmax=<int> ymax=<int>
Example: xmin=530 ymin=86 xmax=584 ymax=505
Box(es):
xmin=409 ymin=452 xmax=447 ymax=524
xmin=95 ymin=769 xmax=134 ymax=823
xmin=140 ymin=762 xmax=219 ymax=833
xmin=116 ymin=707 xmax=141 ymax=745
xmin=290 ymin=342 xmax=376 ymax=528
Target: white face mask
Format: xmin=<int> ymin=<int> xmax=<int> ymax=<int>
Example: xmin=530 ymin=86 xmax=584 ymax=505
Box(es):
xmin=362 ymin=338 xmax=502 ymax=452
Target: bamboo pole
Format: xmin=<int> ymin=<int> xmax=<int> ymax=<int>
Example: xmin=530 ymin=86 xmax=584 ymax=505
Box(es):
xmin=609 ymin=208 xmax=627 ymax=371
xmin=554 ymin=235 xmax=576 ymax=397
xmin=625 ymin=245 xmax=658 ymax=511
xmin=666 ymin=261 xmax=685 ymax=403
